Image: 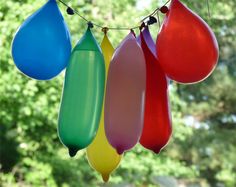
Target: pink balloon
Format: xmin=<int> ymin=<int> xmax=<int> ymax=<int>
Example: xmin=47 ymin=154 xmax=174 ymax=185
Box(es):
xmin=104 ymin=32 xmax=146 ymax=155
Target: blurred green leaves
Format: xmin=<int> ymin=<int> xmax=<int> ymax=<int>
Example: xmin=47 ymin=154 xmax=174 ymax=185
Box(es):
xmin=0 ymin=0 xmax=236 ymax=186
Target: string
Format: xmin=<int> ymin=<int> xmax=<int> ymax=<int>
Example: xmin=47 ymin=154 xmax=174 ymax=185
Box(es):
xmin=156 ymin=11 xmax=161 ymax=30
xmin=57 ymin=0 xmax=171 ymax=31
xmin=206 ymin=0 xmax=211 ymax=18
xmin=140 ymin=0 xmax=171 ymax=22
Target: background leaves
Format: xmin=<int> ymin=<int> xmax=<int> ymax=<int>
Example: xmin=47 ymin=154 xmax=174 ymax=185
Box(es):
xmin=0 ymin=0 xmax=236 ymax=186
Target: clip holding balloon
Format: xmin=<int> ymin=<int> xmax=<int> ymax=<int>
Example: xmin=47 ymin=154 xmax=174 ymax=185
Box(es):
xmin=87 ymin=21 xmax=94 ymax=29
xmin=102 ymin=27 xmax=109 ymax=35
xmin=130 ymin=29 xmax=136 ymax=37
xmin=139 ymin=22 xmax=146 ymax=31
xmin=66 ymin=7 xmax=74 ymax=15
xmin=160 ymin=6 xmax=169 ymax=14
xmin=147 ymin=16 xmax=157 ymax=25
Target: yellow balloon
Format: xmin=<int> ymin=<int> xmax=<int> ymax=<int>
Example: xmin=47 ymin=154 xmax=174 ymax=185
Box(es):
xmin=86 ymin=34 xmax=122 ymax=182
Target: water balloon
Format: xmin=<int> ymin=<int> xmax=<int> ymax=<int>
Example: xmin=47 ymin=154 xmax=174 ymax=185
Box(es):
xmin=12 ymin=0 xmax=71 ymax=80
xmin=86 ymin=34 xmax=122 ymax=182
xmin=139 ymin=27 xmax=172 ymax=154
xmin=58 ymin=27 xmax=105 ymax=157
xmin=104 ymin=32 xmax=146 ymax=155
xmin=156 ymin=0 xmax=219 ymax=84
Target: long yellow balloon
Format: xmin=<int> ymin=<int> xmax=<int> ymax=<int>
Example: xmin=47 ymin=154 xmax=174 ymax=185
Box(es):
xmin=86 ymin=34 xmax=122 ymax=182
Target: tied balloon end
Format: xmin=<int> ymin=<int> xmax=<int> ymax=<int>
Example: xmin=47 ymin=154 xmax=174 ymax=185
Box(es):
xmin=130 ymin=29 xmax=136 ymax=37
xmin=153 ymin=148 xmax=161 ymax=154
xmin=116 ymin=147 xmax=124 ymax=155
xmin=68 ymin=147 xmax=78 ymax=157
xmin=102 ymin=174 xmax=110 ymax=183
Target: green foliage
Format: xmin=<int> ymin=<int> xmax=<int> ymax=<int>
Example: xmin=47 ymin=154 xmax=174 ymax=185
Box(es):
xmin=0 ymin=0 xmax=236 ymax=187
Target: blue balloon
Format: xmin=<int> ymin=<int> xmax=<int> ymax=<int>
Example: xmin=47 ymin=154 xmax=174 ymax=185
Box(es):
xmin=12 ymin=0 xmax=72 ymax=80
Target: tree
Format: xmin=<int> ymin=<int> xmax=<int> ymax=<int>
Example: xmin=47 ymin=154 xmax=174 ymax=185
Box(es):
xmin=0 ymin=0 xmax=235 ymax=186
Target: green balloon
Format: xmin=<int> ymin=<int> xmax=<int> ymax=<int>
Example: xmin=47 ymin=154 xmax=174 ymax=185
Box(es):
xmin=58 ymin=28 xmax=105 ymax=157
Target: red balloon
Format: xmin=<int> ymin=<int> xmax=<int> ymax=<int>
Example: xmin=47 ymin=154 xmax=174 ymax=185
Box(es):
xmin=156 ymin=0 xmax=219 ymax=84
xmin=139 ymin=27 xmax=172 ymax=154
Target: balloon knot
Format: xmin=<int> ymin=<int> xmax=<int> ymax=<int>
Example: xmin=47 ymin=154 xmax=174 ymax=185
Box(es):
xmin=68 ymin=148 xmax=78 ymax=157
xmin=102 ymin=174 xmax=110 ymax=183
xmin=153 ymin=148 xmax=162 ymax=154
xmin=116 ymin=147 xmax=124 ymax=155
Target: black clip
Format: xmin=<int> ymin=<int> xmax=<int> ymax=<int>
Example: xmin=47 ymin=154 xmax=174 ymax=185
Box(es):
xmin=139 ymin=22 xmax=146 ymax=31
xmin=66 ymin=7 xmax=74 ymax=15
xmin=147 ymin=16 xmax=157 ymax=25
xmin=87 ymin=21 xmax=94 ymax=29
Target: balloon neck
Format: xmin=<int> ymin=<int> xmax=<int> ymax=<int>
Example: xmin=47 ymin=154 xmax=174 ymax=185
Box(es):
xmin=102 ymin=174 xmax=110 ymax=183
xmin=68 ymin=148 xmax=78 ymax=157
xmin=116 ymin=147 xmax=124 ymax=155
xmin=48 ymin=0 xmax=57 ymax=4
xmin=153 ymin=148 xmax=161 ymax=154
xmin=130 ymin=29 xmax=136 ymax=37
